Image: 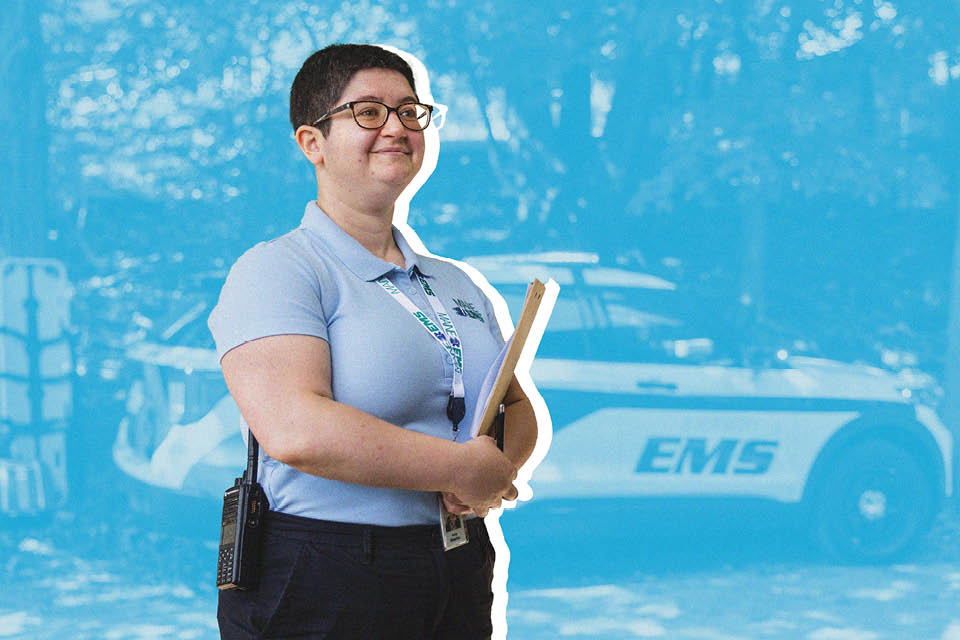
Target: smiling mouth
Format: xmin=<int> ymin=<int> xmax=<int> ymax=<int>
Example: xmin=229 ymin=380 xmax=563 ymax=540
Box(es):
xmin=374 ymin=148 xmax=410 ymax=155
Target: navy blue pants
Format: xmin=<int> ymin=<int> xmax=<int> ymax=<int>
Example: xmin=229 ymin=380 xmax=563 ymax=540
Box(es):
xmin=218 ymin=511 xmax=495 ymax=639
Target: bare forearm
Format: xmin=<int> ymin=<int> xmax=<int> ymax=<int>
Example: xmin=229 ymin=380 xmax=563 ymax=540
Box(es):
xmin=221 ymin=334 xmax=515 ymax=506
xmin=255 ymin=391 xmax=463 ymax=493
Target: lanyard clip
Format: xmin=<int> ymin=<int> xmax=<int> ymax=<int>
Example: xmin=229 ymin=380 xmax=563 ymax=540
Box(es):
xmin=446 ymin=395 xmax=466 ymax=432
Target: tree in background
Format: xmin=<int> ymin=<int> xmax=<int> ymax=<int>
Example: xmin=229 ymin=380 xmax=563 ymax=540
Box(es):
xmin=1 ymin=0 xmax=48 ymax=257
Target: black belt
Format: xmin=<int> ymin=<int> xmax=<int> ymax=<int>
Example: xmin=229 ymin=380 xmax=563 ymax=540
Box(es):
xmin=264 ymin=510 xmax=486 ymax=550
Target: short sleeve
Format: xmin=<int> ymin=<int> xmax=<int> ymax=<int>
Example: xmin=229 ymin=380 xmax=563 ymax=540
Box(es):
xmin=208 ymin=240 xmax=329 ymax=361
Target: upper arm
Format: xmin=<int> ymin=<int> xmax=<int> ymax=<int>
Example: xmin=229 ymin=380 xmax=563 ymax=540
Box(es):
xmin=220 ymin=334 xmax=332 ymax=460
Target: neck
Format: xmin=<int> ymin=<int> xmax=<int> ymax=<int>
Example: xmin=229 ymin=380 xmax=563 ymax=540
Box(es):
xmin=315 ymin=193 xmax=405 ymax=268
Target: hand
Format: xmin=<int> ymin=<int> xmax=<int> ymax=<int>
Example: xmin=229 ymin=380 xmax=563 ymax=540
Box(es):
xmin=450 ymin=435 xmax=519 ymax=512
xmin=441 ymin=490 xmax=514 ymax=518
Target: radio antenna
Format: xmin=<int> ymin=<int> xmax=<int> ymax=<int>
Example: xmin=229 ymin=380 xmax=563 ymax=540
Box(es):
xmin=244 ymin=430 xmax=259 ymax=484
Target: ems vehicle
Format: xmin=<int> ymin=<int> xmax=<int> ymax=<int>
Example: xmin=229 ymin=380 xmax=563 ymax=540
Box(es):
xmin=113 ymin=253 xmax=952 ymax=561
xmin=466 ymin=252 xmax=953 ymax=563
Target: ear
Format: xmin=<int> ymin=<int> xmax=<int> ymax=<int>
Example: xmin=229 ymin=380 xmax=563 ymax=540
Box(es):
xmin=295 ymin=125 xmax=325 ymax=166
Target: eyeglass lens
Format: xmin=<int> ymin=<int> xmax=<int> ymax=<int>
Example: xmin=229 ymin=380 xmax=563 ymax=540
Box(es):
xmin=353 ymin=102 xmax=431 ymax=130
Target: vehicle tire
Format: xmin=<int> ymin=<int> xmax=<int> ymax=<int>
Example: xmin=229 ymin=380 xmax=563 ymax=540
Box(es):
xmin=809 ymin=438 xmax=935 ymax=563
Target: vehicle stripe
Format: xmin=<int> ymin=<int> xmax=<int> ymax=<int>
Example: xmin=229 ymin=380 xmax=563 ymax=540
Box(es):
xmin=539 ymin=389 xmax=916 ymax=431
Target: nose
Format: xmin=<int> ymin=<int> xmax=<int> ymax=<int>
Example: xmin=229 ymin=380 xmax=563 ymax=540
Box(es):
xmin=380 ymin=109 xmax=408 ymax=135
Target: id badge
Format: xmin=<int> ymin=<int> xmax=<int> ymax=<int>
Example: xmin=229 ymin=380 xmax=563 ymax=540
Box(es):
xmin=439 ymin=497 xmax=470 ymax=551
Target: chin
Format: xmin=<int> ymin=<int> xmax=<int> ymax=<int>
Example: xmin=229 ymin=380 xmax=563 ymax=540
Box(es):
xmin=377 ymin=167 xmax=419 ymax=186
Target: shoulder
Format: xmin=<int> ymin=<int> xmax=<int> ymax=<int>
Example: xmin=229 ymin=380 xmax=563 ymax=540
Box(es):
xmin=232 ymin=229 xmax=319 ymax=274
xmin=223 ymin=228 xmax=339 ymax=292
xmin=210 ymin=230 xmax=334 ymax=360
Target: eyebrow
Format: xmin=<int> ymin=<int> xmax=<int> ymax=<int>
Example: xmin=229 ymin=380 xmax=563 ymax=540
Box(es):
xmin=352 ymin=94 xmax=419 ymax=104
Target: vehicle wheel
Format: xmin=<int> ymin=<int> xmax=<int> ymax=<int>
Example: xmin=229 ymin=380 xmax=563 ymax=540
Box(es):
xmin=809 ymin=438 xmax=935 ymax=563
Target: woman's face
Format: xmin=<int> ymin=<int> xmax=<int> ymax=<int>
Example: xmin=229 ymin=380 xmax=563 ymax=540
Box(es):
xmin=318 ymin=68 xmax=426 ymax=202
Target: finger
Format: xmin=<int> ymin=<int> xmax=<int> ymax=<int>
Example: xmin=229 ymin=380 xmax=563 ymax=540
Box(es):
xmin=442 ymin=494 xmax=471 ymax=514
xmin=443 ymin=498 xmax=472 ymax=515
xmin=443 ymin=492 xmax=469 ymax=509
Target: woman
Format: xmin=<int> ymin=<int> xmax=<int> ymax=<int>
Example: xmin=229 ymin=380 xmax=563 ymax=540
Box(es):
xmin=209 ymin=44 xmax=538 ymax=639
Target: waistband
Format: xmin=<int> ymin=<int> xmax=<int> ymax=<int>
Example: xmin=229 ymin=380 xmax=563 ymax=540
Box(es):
xmin=264 ymin=510 xmax=486 ymax=549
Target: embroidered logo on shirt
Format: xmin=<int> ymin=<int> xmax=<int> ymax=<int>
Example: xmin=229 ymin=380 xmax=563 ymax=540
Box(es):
xmin=452 ymin=298 xmax=485 ymax=322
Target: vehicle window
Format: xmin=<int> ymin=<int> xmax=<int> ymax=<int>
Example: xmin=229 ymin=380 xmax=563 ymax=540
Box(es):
xmin=604 ymin=302 xmax=677 ymax=331
xmin=582 ymin=267 xmax=675 ymax=290
xmin=484 ymin=261 xmax=727 ymax=364
xmin=500 ymin=290 xmax=591 ymax=332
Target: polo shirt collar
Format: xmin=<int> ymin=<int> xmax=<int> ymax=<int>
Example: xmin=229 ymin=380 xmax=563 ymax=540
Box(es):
xmin=300 ymin=201 xmax=429 ymax=281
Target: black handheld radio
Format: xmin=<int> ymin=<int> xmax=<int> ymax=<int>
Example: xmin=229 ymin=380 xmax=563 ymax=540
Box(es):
xmin=216 ymin=429 xmax=268 ymax=591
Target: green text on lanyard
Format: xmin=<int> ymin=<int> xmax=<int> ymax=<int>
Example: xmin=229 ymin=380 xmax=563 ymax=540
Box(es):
xmin=376 ymin=272 xmax=466 ymax=437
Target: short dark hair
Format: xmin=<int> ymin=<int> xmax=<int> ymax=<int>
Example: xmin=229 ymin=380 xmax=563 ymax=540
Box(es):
xmin=289 ymin=44 xmax=418 ymax=135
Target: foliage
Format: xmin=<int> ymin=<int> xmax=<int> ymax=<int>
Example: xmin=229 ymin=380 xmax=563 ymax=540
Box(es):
xmin=19 ymin=0 xmax=960 ymax=373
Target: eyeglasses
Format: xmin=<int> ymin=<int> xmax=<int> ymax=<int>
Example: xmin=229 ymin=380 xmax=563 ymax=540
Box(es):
xmin=312 ymin=101 xmax=437 ymax=131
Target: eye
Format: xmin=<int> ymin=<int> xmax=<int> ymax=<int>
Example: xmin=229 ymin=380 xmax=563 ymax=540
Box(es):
xmin=356 ymin=106 xmax=381 ymax=117
xmin=398 ymin=104 xmax=421 ymax=119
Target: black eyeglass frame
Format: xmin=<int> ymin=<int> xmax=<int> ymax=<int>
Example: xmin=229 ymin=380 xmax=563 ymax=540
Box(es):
xmin=311 ymin=101 xmax=435 ymax=131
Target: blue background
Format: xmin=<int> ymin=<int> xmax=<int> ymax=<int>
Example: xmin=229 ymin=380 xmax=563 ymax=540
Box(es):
xmin=3 ymin=1 xmax=960 ymax=638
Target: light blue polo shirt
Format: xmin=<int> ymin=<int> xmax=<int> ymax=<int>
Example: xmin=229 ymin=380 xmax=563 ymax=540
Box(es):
xmin=208 ymin=201 xmax=506 ymax=526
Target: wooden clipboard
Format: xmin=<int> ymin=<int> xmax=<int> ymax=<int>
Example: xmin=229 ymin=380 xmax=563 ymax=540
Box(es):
xmin=476 ymin=279 xmax=547 ymax=438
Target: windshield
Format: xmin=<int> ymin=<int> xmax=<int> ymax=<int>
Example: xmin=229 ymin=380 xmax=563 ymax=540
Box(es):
xmin=495 ymin=275 xmax=724 ymax=364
